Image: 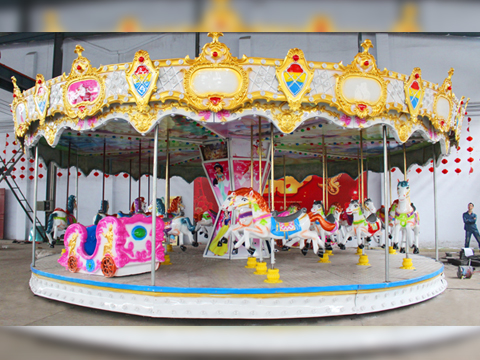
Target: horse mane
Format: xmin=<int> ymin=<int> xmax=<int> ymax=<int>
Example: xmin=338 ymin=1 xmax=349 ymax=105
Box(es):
xmin=67 ymin=195 xmax=76 ymax=214
xmin=168 ymin=196 xmax=181 ymax=213
xmin=229 ymin=187 xmax=253 ymax=197
xmin=398 ymin=180 xmax=409 ymax=188
xmin=248 ymin=189 xmax=270 ymax=213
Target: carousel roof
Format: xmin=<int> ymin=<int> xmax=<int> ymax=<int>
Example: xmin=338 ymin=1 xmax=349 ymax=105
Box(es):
xmin=10 ymin=33 xmax=468 ymax=180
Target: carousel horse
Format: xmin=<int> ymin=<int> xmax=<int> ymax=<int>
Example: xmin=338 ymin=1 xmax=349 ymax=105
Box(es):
xmin=344 ymin=199 xmax=383 ymax=249
xmin=391 ymin=180 xmax=420 ymax=254
xmin=312 ymin=202 xmax=344 ymax=250
xmin=146 ymin=198 xmax=166 ymax=217
xmin=363 ymin=199 xmax=394 ymax=248
xmin=216 ymin=188 xmax=255 ymax=254
xmin=163 ymin=196 xmax=198 ymax=251
xmin=93 ymin=200 xmax=110 ymax=225
xmin=117 ymin=197 xmax=146 ymax=217
xmin=362 ymin=198 xmax=385 ymax=246
xmin=339 ymin=203 xmax=353 ymax=240
xmin=194 ymin=209 xmax=217 ymax=241
xmin=228 ymin=189 xmax=328 ymax=257
xmin=46 ymin=195 xmax=77 ymax=248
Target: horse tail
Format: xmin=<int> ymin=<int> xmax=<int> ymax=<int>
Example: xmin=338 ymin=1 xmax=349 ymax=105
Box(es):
xmin=181 ymin=217 xmax=196 ymax=233
xmin=46 ymin=212 xmax=56 ymax=233
xmin=308 ymin=213 xmax=336 ymax=232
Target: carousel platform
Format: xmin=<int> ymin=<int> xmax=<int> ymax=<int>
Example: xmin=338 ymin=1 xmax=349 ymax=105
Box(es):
xmin=29 ymin=245 xmax=446 ymax=319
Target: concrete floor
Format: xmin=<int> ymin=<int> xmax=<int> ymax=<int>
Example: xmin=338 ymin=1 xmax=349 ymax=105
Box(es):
xmin=1 ymin=239 xmax=480 ymax=326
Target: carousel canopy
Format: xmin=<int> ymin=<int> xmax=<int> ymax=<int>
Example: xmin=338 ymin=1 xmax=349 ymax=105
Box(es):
xmin=10 ymin=33 xmax=468 ymax=181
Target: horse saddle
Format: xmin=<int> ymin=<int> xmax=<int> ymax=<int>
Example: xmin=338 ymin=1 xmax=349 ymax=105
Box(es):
xmin=326 ymin=214 xmax=336 ymax=224
xmin=272 ymin=208 xmax=307 ymax=223
xmin=366 ymin=213 xmax=378 ymax=224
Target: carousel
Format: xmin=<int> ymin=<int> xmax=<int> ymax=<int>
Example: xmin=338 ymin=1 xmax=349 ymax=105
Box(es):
xmin=10 ymin=33 xmax=467 ymax=319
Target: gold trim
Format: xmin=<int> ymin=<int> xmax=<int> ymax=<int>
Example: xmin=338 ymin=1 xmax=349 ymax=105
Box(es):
xmin=183 ymin=32 xmax=249 ymax=112
xmin=404 ymin=67 xmax=424 ymax=122
xmin=62 ymin=45 xmax=106 ymax=120
xmin=334 ymin=40 xmax=388 ymax=118
xmin=275 ymin=48 xmax=314 ymax=111
xmin=432 ymin=68 xmax=454 ymax=133
xmin=125 ymin=50 xmax=159 ymax=113
xmin=11 ymin=76 xmax=30 ymax=138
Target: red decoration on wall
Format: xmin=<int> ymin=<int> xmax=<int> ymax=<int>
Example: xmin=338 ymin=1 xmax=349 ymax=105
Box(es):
xmin=39 ymin=174 xmax=44 ymax=179
xmin=123 ymin=173 xmax=129 ymax=178
xmin=20 ymin=166 xmax=25 ymax=171
xmin=105 ymin=174 xmax=109 ymax=178
xmin=441 ymin=159 xmax=448 ymax=164
xmin=470 ymin=167 xmax=474 ymax=174
xmin=29 ymin=159 xmax=34 ymax=163
xmin=467 ymin=136 xmax=473 ymax=142
xmin=20 ymin=158 xmax=25 ymax=162
xmin=468 ymin=157 xmax=474 ymax=163
xmin=94 ymin=172 xmax=99 ymax=177
xmin=467 ymin=147 xmax=474 ymax=152
xmin=416 ymin=168 xmax=422 ymax=174
xmin=20 ymin=174 xmax=25 ymax=179
xmin=29 ymin=167 xmax=34 ymax=172
xmin=429 ymin=167 xmax=434 ymax=172
xmin=57 ymin=172 xmax=62 ymax=177
xmin=455 ymin=158 xmax=461 ymax=163
xmin=442 ymin=169 xmax=448 ymax=174
xmin=29 ymin=175 xmax=34 ymax=180
xmin=391 ymin=168 xmax=396 ymax=172
xmin=455 ymin=168 xmax=461 ymax=174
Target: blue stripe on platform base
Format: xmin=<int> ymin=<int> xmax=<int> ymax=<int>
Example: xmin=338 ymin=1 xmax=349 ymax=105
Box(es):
xmin=31 ymin=265 xmax=444 ymax=296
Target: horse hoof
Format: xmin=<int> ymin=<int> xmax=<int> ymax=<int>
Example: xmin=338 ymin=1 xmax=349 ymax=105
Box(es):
xmin=49 ymin=244 xmax=55 ymax=248
xmin=217 ymin=241 xmax=223 ymax=247
xmin=203 ymin=234 xmax=209 ymax=239
xmin=281 ymin=246 xmax=289 ymax=251
xmin=232 ymin=249 xmax=238 ymax=255
xmin=413 ymin=246 xmax=419 ymax=254
xmin=388 ymin=234 xmax=393 ymax=240
xmin=221 ymin=238 xmax=228 ymax=244
xmin=192 ymin=241 xmax=199 ymax=248
xmin=247 ymin=247 xmax=255 ymax=256
xmin=347 ymin=237 xmax=352 ymax=241
xmin=393 ymin=243 xmax=399 ymax=250
xmin=326 ymin=244 xmax=333 ymax=251
xmin=358 ymin=244 xmax=364 ymax=249
xmin=180 ymin=245 xmax=187 ymax=252
xmin=301 ymin=247 xmax=308 ymax=256
xmin=338 ymin=244 xmax=346 ymax=250
xmin=400 ymin=247 xmax=405 ymax=253
xmin=366 ymin=237 xmax=372 ymax=243
xmin=317 ymin=250 xmax=324 ymax=257
xmin=381 ymin=244 xmax=386 ymax=249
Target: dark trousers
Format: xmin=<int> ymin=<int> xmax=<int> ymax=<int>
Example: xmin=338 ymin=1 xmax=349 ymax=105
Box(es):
xmin=465 ymin=230 xmax=480 ymax=248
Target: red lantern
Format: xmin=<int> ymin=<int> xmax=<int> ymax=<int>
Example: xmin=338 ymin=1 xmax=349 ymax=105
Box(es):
xmin=416 ymin=168 xmax=422 ymax=174
xmin=20 ymin=174 xmax=25 ymax=179
xmin=429 ymin=167 xmax=434 ymax=172
xmin=468 ymin=157 xmax=474 ymax=163
xmin=441 ymin=159 xmax=448 ymax=164
xmin=20 ymin=158 xmax=25 ymax=162
xmin=470 ymin=167 xmax=474 ymax=174
xmin=467 ymin=147 xmax=474 ymax=152
xmin=455 ymin=158 xmax=461 ymax=163
xmin=105 ymin=174 xmax=109 ymax=178
xmin=78 ymin=171 xmax=82 ymax=177
xmin=20 ymin=166 xmax=25 ymax=171
xmin=57 ymin=172 xmax=62 ymax=177
xmin=29 ymin=167 xmax=34 ymax=172
xmin=467 ymin=136 xmax=473 ymax=142
xmin=123 ymin=173 xmax=129 ymax=178
xmin=391 ymin=168 xmax=396 ymax=173
xmin=94 ymin=172 xmax=99 ymax=177
xmin=455 ymin=168 xmax=462 ymax=174
xmin=29 ymin=175 xmax=34 ymax=180
xmin=442 ymin=169 xmax=448 ymax=174
xmin=39 ymin=174 xmax=44 ymax=179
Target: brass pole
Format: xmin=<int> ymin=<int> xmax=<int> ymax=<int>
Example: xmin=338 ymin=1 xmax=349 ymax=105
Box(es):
xmin=325 ymin=151 xmax=329 ymax=210
xmin=66 ymin=141 xmax=71 ymax=210
xmin=270 ymin=123 xmax=274 ymax=211
xmin=322 ymin=135 xmax=326 ymax=205
xmin=258 ymin=118 xmax=262 ymax=192
xmin=165 ymin=129 xmax=170 ymax=212
xmin=403 ymin=143 xmax=407 ymax=181
xmin=138 ymin=139 xmax=142 ymax=198
xmin=357 ymin=149 xmax=361 ymax=201
xmin=360 ymin=130 xmax=364 ymax=205
xmin=102 ymin=138 xmax=106 ymax=204
xmin=250 ymin=125 xmax=254 ymax=188
xmin=388 ymin=148 xmax=392 ymax=207
xmin=283 ymin=155 xmax=286 ymax=210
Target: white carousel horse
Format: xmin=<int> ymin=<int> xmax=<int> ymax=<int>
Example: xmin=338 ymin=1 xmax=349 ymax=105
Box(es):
xmin=344 ymin=199 xmax=383 ymax=249
xmin=362 ymin=198 xmax=385 ymax=246
xmin=117 ymin=197 xmax=146 ymax=218
xmin=233 ymin=189 xmax=326 ymax=257
xmin=162 ymin=196 xmax=198 ymax=251
xmin=391 ymin=180 xmax=420 ymax=254
xmin=194 ymin=209 xmax=217 ymax=241
xmin=46 ymin=195 xmax=77 ymax=248
xmin=310 ymin=202 xmax=344 ymax=250
xmin=363 ymin=199 xmax=394 ymax=248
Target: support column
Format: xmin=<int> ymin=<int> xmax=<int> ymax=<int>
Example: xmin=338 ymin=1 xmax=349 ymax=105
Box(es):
xmin=151 ymin=125 xmax=159 ymax=286
xmin=283 ymin=155 xmax=286 ymax=210
xmin=433 ymin=145 xmax=439 ymax=261
xmin=31 ymin=145 xmax=39 ymax=267
xmin=270 ymin=123 xmax=274 ymax=211
xmin=383 ymin=126 xmax=390 ymax=282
